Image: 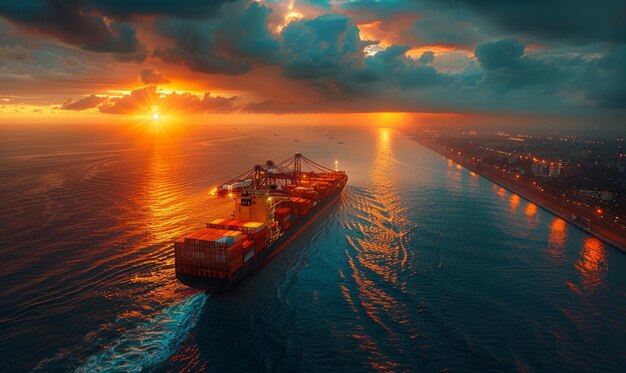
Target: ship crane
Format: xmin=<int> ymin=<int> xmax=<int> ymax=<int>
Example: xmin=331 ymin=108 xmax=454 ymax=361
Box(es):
xmin=216 ymin=153 xmax=338 ymax=198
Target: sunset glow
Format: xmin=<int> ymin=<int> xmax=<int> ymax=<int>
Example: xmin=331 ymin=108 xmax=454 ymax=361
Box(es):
xmin=1 ymin=2 xmax=625 ymax=372
xmin=0 ymin=0 xmax=622 ymax=129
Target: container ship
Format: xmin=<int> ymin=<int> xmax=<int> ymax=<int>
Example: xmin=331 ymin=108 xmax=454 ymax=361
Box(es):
xmin=174 ymin=153 xmax=347 ymax=291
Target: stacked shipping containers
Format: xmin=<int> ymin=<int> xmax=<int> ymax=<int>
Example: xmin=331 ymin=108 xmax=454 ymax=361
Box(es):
xmin=284 ymin=197 xmax=313 ymax=216
xmin=274 ymin=207 xmax=291 ymax=231
xmin=174 ymin=228 xmax=244 ymax=279
xmin=208 ymin=219 xmax=268 ymax=254
xmin=177 ymin=173 xmax=343 ymax=281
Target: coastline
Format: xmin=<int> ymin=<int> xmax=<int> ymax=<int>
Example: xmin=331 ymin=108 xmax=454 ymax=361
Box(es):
xmin=411 ymin=136 xmax=626 ymax=254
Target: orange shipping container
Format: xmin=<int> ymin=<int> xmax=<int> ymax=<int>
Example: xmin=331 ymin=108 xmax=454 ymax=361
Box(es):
xmin=275 ymin=207 xmax=291 ymax=215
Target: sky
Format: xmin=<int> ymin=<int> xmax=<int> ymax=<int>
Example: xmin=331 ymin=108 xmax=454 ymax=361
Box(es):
xmin=0 ymin=0 xmax=625 ymax=128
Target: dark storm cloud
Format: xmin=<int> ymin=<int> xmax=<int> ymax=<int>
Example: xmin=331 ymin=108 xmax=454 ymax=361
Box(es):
xmin=153 ymin=2 xmax=280 ymax=75
xmin=300 ymin=0 xmax=332 ymax=9
xmin=417 ymin=51 xmax=434 ymax=65
xmin=410 ymin=13 xmax=485 ymax=48
xmin=338 ymin=0 xmax=626 ymax=50
xmin=281 ymin=14 xmax=373 ymax=79
xmin=0 ymin=0 xmax=147 ymax=60
xmin=436 ymin=0 xmax=626 ymax=45
xmin=278 ymin=16 xmax=622 ymax=114
xmin=335 ymin=0 xmax=420 ymax=22
xmin=474 ymin=39 xmax=560 ymax=95
xmin=88 ymin=0 xmax=238 ymax=19
xmin=0 ymin=0 xmax=237 ymax=61
xmin=338 ymin=0 xmax=488 ymax=49
xmin=2 ymin=0 xmax=624 ymax=123
xmin=139 ymin=67 xmax=170 ymax=85
xmin=358 ymin=46 xmax=449 ymax=89
xmin=215 ymin=2 xmax=281 ymax=64
xmin=595 ymin=47 xmax=626 ymax=108
xmin=574 ymin=46 xmax=626 ymax=109
xmin=152 ymin=18 xmax=251 ymax=75
xmin=60 ymin=94 xmax=106 ymax=110
xmin=470 ymin=38 xmax=626 ymax=110
xmin=475 ymin=39 xmax=526 ymax=70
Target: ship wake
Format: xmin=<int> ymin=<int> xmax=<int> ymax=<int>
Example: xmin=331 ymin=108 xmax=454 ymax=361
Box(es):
xmin=73 ymin=292 xmax=208 ymax=372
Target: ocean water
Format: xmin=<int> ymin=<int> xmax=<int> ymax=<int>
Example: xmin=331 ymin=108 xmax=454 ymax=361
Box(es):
xmin=0 ymin=124 xmax=624 ymax=372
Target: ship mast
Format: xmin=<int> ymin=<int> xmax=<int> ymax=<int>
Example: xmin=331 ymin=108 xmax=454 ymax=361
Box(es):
xmin=293 ymin=152 xmax=302 ymax=185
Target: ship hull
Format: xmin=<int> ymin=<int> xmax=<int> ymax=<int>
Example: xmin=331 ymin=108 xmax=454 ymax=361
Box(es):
xmin=176 ymin=178 xmax=346 ymax=292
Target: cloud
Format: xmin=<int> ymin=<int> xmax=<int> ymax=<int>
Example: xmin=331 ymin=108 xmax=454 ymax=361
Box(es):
xmin=153 ymin=2 xmax=280 ymax=75
xmin=139 ymin=67 xmax=170 ymax=85
xmin=216 ymin=2 xmax=281 ymax=64
xmin=0 ymin=0 xmax=238 ymax=61
xmin=98 ymin=85 xmax=239 ymax=114
xmin=359 ymin=45 xmax=450 ymax=89
xmin=575 ymin=46 xmax=626 ymax=108
xmin=0 ymin=1 xmax=147 ymax=60
xmin=0 ymin=43 xmax=32 ymax=63
xmin=1 ymin=0 xmax=625 ymax=126
xmin=241 ymin=99 xmax=321 ymax=113
xmin=162 ymin=91 xmax=240 ymax=113
xmin=474 ymin=38 xmax=561 ymax=92
xmin=281 ymin=13 xmax=373 ymax=79
xmin=595 ymin=47 xmax=626 ymax=108
xmin=98 ymin=85 xmax=159 ymax=114
xmin=409 ymin=12 xmax=487 ymax=48
xmin=435 ymin=0 xmax=626 ymax=45
xmin=60 ymin=94 xmax=107 ymax=110
xmin=417 ymin=51 xmax=435 ymax=64
xmin=152 ymin=19 xmax=251 ymax=75
xmin=475 ymin=38 xmax=525 ymax=70
xmin=336 ymin=0 xmax=420 ymax=23
xmin=88 ymin=0 xmax=237 ymax=19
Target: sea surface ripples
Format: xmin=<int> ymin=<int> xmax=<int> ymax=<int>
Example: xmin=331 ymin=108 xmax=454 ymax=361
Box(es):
xmin=0 ymin=125 xmax=624 ymax=372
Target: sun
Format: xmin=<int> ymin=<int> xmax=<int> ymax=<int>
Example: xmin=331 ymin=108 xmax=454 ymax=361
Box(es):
xmin=151 ymin=104 xmax=160 ymax=121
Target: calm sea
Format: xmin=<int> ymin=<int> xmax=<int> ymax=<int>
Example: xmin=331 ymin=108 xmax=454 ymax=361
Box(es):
xmin=0 ymin=124 xmax=624 ymax=372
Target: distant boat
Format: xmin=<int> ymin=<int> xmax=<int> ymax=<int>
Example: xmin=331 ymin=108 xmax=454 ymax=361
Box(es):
xmin=337 ymin=142 xmax=345 ymax=145
xmin=293 ymin=139 xmax=300 ymax=142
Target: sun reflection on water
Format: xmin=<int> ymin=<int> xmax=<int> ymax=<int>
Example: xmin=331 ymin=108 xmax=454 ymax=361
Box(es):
xmin=341 ymin=127 xmax=415 ymax=370
xmin=145 ymin=143 xmax=188 ymax=244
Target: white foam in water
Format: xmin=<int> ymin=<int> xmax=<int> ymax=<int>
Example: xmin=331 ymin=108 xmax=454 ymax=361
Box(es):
xmin=75 ymin=293 xmax=208 ymax=372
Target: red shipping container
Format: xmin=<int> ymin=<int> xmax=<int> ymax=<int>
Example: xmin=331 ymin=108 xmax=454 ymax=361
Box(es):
xmin=230 ymin=256 xmax=243 ymax=273
xmin=275 ymin=207 xmax=291 ymax=215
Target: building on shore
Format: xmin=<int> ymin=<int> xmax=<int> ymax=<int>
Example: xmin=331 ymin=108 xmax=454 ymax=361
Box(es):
xmin=531 ymin=160 xmax=562 ymax=177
